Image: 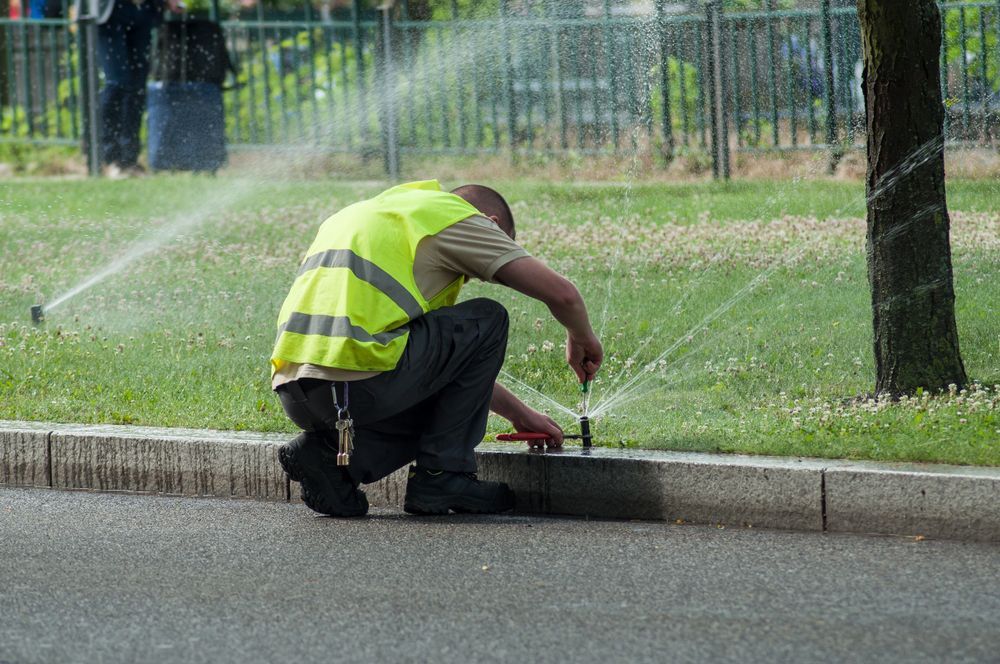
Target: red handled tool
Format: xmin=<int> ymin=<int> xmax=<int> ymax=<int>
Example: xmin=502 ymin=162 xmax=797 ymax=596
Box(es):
xmin=497 ymin=380 xmax=595 ymax=448
xmin=496 ymin=432 xmax=579 ymax=449
xmin=496 ymin=421 xmax=592 ymax=448
xmin=496 ymin=432 xmax=556 ymax=441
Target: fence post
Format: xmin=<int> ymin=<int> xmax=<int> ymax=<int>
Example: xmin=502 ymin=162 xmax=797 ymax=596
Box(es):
xmin=996 ymin=1 xmax=1000 ymax=143
xmin=706 ymin=0 xmax=729 ymax=179
xmin=765 ymin=0 xmax=779 ymax=147
xmin=500 ymin=0 xmax=517 ymax=159
xmin=379 ymin=2 xmax=400 ymax=179
xmin=705 ymin=3 xmax=717 ymax=178
xmin=351 ymin=0 xmax=369 ymax=146
xmin=602 ymin=0 xmax=619 ymax=151
xmin=821 ymin=0 xmax=839 ymax=172
xmin=655 ymin=0 xmax=674 ymax=164
xmin=77 ymin=8 xmax=100 ymax=176
xmin=0 ymin=4 xmax=8 ymax=109
xmin=716 ymin=1 xmax=730 ymax=179
xmin=19 ymin=8 xmax=34 ymax=136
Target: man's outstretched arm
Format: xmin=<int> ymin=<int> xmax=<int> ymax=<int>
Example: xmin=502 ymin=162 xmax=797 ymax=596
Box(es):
xmin=493 ymin=256 xmax=603 ymax=382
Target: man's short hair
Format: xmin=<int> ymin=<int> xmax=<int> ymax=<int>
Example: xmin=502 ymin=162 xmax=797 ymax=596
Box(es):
xmin=450 ymin=184 xmax=515 ymax=239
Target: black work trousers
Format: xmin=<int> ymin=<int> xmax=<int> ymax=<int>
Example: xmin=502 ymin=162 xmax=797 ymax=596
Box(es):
xmin=277 ymin=298 xmax=509 ymax=485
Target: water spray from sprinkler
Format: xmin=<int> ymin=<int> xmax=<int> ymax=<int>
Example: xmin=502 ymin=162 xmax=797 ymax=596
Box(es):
xmin=497 ymin=378 xmax=594 ymax=449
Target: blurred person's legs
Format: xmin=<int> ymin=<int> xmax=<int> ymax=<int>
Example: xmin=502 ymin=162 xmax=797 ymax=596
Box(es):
xmin=35 ymin=0 xmax=65 ymax=18
xmin=97 ymin=0 xmax=156 ymax=170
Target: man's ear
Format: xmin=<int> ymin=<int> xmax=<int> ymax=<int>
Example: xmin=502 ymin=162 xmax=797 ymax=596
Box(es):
xmin=487 ymin=214 xmax=501 ymax=226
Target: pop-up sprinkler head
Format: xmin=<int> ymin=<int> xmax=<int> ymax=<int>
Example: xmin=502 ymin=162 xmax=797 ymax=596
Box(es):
xmin=580 ymin=379 xmax=591 ymax=413
xmin=30 ymin=304 xmax=44 ymax=325
xmin=579 ymin=415 xmax=592 ymax=448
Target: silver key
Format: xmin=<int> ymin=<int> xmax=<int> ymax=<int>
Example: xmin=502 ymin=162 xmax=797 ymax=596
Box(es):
xmin=335 ymin=418 xmax=353 ymax=466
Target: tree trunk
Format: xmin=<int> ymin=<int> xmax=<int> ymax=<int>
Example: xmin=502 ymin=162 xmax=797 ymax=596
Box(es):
xmin=857 ymin=0 xmax=967 ymax=396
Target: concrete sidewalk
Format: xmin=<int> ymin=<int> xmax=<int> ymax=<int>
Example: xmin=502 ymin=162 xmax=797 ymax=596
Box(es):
xmin=2 ymin=420 xmax=998 ymax=542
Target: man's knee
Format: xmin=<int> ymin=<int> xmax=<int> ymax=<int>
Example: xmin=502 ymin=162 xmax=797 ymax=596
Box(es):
xmin=463 ymin=298 xmax=509 ymax=342
xmin=462 ymin=297 xmax=509 ymax=327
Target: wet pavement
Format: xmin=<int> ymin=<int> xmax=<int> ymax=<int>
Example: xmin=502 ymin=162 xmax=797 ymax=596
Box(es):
xmin=1 ymin=487 xmax=998 ymax=663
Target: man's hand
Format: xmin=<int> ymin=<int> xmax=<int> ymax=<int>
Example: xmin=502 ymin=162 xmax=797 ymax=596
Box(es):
xmin=567 ymin=330 xmax=603 ymax=383
xmin=491 ymin=383 xmax=564 ymax=447
xmin=511 ymin=408 xmax=564 ymax=448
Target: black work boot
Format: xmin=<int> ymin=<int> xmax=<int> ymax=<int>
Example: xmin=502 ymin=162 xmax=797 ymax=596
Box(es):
xmin=403 ymin=466 xmax=515 ymax=515
xmin=278 ymin=432 xmax=369 ymax=517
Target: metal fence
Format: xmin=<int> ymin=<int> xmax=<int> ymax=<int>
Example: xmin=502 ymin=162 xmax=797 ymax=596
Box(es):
xmin=0 ymin=17 xmax=81 ymax=146
xmin=1 ymin=0 xmax=999 ymax=176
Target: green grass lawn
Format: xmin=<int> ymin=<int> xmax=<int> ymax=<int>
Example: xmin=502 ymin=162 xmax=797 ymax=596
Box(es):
xmin=1 ymin=176 xmax=997 ymax=465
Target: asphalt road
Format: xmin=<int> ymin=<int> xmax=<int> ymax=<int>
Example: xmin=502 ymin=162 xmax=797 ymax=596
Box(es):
xmin=1 ymin=488 xmax=998 ymax=664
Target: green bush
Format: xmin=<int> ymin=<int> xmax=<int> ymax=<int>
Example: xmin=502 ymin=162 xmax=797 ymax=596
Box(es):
xmin=648 ymin=56 xmax=703 ymax=138
xmin=942 ymin=3 xmax=1000 ymax=95
xmin=225 ymin=27 xmax=378 ymax=147
xmin=2 ymin=24 xmax=80 ymax=141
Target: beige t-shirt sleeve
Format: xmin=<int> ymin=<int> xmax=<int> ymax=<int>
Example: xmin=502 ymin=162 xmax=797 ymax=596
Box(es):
xmin=415 ymin=215 xmax=530 ymax=296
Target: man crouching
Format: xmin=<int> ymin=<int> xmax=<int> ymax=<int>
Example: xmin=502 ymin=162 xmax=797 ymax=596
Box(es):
xmin=271 ymin=180 xmax=602 ymax=516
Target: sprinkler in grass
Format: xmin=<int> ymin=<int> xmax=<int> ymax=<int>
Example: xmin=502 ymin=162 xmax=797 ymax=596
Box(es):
xmin=496 ymin=414 xmax=594 ymax=450
xmin=30 ymin=304 xmax=44 ymax=325
xmin=497 ymin=378 xmax=595 ymax=450
xmin=579 ymin=415 xmax=592 ymax=449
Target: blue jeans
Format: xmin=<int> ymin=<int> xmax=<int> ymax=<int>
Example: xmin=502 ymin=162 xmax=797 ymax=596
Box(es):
xmin=29 ymin=0 xmax=64 ymax=18
xmin=97 ymin=0 xmax=160 ymax=167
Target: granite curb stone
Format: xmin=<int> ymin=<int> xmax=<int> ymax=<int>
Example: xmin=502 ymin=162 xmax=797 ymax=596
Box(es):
xmin=824 ymin=464 xmax=1000 ymax=540
xmin=1 ymin=421 xmax=998 ymax=541
xmin=476 ymin=443 xmax=827 ymax=531
xmin=50 ymin=425 xmax=288 ymax=501
xmin=0 ymin=422 xmax=51 ymax=488
xmin=2 ymin=421 xmax=287 ymax=501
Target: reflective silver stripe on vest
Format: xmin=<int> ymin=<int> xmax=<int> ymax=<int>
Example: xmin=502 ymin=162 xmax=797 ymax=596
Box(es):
xmin=278 ymin=312 xmax=408 ymax=345
xmin=298 ymin=249 xmax=424 ymax=320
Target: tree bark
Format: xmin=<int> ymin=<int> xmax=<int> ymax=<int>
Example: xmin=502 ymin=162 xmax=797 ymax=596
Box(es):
xmin=857 ymin=0 xmax=967 ymax=396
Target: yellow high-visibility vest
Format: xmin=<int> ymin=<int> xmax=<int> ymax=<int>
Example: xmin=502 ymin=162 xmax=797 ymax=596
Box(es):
xmin=270 ymin=180 xmax=481 ymax=375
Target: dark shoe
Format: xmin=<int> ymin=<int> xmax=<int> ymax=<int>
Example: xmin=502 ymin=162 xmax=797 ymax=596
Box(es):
xmin=403 ymin=466 xmax=515 ymax=515
xmin=278 ymin=432 xmax=368 ymax=517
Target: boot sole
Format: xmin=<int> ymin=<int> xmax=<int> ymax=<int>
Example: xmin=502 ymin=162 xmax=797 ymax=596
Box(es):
xmin=278 ymin=441 xmax=368 ymax=518
xmin=403 ymin=492 xmax=515 ymax=516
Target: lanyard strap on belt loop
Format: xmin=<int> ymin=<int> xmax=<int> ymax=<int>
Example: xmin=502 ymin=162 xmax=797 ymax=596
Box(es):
xmin=331 ymin=381 xmax=350 ymax=420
